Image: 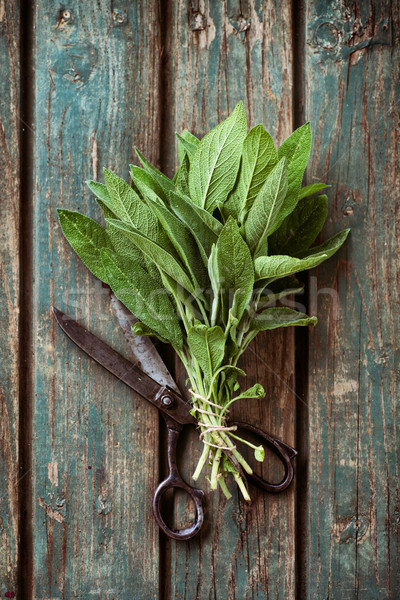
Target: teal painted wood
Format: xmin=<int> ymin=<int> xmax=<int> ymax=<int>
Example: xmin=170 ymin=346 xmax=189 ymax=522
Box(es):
xmin=32 ymin=2 xmax=162 ymax=596
xmin=303 ymin=1 xmax=400 ymax=598
xmin=0 ymin=1 xmax=20 ymax=595
xmin=165 ymin=2 xmax=297 ymax=598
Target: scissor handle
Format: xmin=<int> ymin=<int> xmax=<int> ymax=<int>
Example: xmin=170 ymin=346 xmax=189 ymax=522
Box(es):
xmin=228 ymin=421 xmax=298 ymax=493
xmin=152 ymin=425 xmax=205 ymax=541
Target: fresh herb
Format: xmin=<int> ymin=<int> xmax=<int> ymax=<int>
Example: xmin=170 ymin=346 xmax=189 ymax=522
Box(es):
xmin=58 ymin=102 xmax=349 ymax=500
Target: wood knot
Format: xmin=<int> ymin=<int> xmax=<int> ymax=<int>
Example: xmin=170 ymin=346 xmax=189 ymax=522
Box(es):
xmin=229 ymin=14 xmax=251 ymax=42
xmin=191 ymin=10 xmax=206 ymax=31
xmin=51 ymin=41 xmax=99 ymax=87
xmin=112 ymin=9 xmax=127 ymax=25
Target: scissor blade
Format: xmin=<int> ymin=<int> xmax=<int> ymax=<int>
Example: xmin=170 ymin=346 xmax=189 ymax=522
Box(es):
xmin=52 ymin=307 xmax=195 ymax=426
xmin=110 ymin=295 xmax=179 ymax=392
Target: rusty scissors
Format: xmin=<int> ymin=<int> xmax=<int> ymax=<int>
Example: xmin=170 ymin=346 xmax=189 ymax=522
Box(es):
xmin=52 ymin=306 xmax=297 ymax=541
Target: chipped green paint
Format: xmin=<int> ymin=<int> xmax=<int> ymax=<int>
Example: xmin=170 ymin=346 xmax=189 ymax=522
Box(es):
xmin=0 ymin=1 xmax=20 ymax=596
xmin=303 ymin=1 xmax=400 ymax=598
xmin=32 ymin=1 xmax=161 ymax=596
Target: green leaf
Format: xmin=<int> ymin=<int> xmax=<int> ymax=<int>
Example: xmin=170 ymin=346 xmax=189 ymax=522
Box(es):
xmin=249 ymin=307 xmax=317 ymax=332
xmin=298 ymin=183 xmax=329 ymax=200
xmin=296 ymin=228 xmax=350 ymax=259
xmin=216 ymin=216 xmax=254 ymax=323
xmin=269 ymin=194 xmax=329 ymax=256
xmin=189 ymin=102 xmax=247 ymax=212
xmin=275 ymin=122 xmax=312 ymax=226
xmin=257 ymin=277 xmax=305 ymax=308
xmin=101 ymin=249 xmax=182 ymax=348
xmin=254 ymin=446 xmax=265 ymax=462
xmin=172 ymin=190 xmax=222 ymax=236
xmin=168 ymin=190 xmax=218 ymax=257
xmin=243 ymin=158 xmax=288 ymax=256
xmin=187 ymin=324 xmax=225 ymax=379
xmin=175 ymin=154 xmax=191 ymax=197
xmin=176 ymin=131 xmax=200 ymax=163
xmin=57 ymin=209 xmax=113 ymax=283
xmin=103 ymin=169 xmax=158 ymax=239
xmin=106 ymin=219 xmax=146 ymax=264
xmin=105 ymin=218 xmax=196 ymax=295
xmin=223 ymin=124 xmax=278 ymax=221
xmin=254 ymin=229 xmax=350 ymax=281
xmin=96 ymin=199 xmax=119 ymax=220
xmin=130 ymin=165 xmax=168 ymax=204
xmin=87 ymin=180 xmax=113 ymax=205
xmin=145 ymin=196 xmax=208 ymax=290
xmin=131 ymin=321 xmax=162 ymax=338
xmin=233 ymin=383 xmax=265 ymax=400
xmin=134 ymin=147 xmax=175 ymax=192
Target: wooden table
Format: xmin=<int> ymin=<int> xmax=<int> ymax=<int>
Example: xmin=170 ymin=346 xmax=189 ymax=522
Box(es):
xmin=1 ymin=1 xmax=399 ymax=598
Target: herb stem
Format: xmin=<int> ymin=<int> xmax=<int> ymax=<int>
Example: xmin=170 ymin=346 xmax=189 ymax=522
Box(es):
xmin=218 ymin=476 xmax=232 ymax=499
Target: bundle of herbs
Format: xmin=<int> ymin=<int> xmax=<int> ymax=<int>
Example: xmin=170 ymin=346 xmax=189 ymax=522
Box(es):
xmin=58 ymin=102 xmax=349 ymax=500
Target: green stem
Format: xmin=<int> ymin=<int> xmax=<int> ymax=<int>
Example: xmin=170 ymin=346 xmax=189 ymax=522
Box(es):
xmin=229 ymin=432 xmax=261 ymax=452
xmin=210 ymin=448 xmax=222 ymax=489
xmin=192 ymin=443 xmax=210 ymax=481
xmin=218 ymin=476 xmax=232 ymax=499
xmin=234 ymin=473 xmax=251 ymax=501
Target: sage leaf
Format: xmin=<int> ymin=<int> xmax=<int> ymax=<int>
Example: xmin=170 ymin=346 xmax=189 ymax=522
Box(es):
xmin=130 ymin=165 xmax=168 ymax=204
xmin=175 ymin=154 xmax=190 ymax=197
xmin=254 ymin=229 xmax=350 ymax=281
xmin=250 ymin=307 xmax=317 ymax=331
xmin=187 ymin=324 xmax=225 ymax=380
xmin=57 ymin=209 xmax=112 ymax=283
xmin=176 ymin=131 xmax=200 ymax=163
xmin=243 ymin=158 xmax=288 ymax=256
xmin=298 ymin=182 xmax=329 ymax=200
xmin=172 ymin=191 xmax=222 ymax=236
xmin=131 ymin=321 xmax=162 ymax=339
xmin=101 ymin=249 xmax=183 ymax=348
xmin=275 ymin=122 xmax=312 ymax=226
xmin=224 ymin=124 xmax=278 ymax=221
xmin=168 ymin=190 xmax=218 ymax=256
xmin=103 ymin=169 xmax=158 ymax=239
xmin=145 ymin=196 xmax=209 ymax=290
xmin=96 ymin=199 xmax=119 ymax=220
xmin=189 ymin=102 xmax=247 ymax=212
xmin=106 ymin=218 xmax=196 ymax=295
xmin=269 ymin=194 xmax=328 ymax=255
xmin=86 ymin=180 xmax=113 ymax=205
xmin=134 ymin=147 xmax=175 ymax=192
xmin=258 ymin=277 xmax=304 ymax=309
xmin=106 ymin=218 xmax=146 ymax=264
xmin=216 ymin=216 xmax=254 ymax=322
xmin=296 ymin=228 xmax=350 ymax=259
xmin=254 ymin=446 xmax=265 ymax=462
xmin=233 ymin=383 xmax=265 ymax=400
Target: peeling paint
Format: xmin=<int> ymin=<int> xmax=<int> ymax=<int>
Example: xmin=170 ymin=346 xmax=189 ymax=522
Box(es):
xmin=37 ymin=496 xmax=66 ymax=523
xmin=48 ymin=461 xmax=58 ymax=487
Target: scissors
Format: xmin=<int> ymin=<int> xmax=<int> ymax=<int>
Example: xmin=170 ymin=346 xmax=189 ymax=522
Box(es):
xmin=52 ymin=306 xmax=297 ymax=541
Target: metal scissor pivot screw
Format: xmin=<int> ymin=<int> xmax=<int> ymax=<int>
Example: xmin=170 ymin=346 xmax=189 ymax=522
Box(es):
xmin=161 ymin=394 xmax=174 ymax=408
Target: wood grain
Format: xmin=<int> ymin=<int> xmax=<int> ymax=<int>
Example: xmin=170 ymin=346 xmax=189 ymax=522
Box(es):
xmin=31 ymin=2 xmax=162 ymax=596
xmin=164 ymin=2 xmax=297 ymax=598
xmin=0 ymin=1 xmax=20 ymax=596
xmin=302 ymin=1 xmax=400 ymax=598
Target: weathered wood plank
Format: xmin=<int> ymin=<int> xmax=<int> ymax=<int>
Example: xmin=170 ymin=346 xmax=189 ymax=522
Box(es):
xmin=303 ymin=1 xmax=400 ymax=598
xmin=165 ymin=2 xmax=296 ymax=598
xmin=0 ymin=1 xmax=20 ymax=596
xmin=32 ymin=2 xmax=162 ymax=596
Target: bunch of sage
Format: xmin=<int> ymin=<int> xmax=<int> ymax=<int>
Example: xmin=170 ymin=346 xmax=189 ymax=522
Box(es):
xmin=58 ymin=102 xmax=349 ymax=500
